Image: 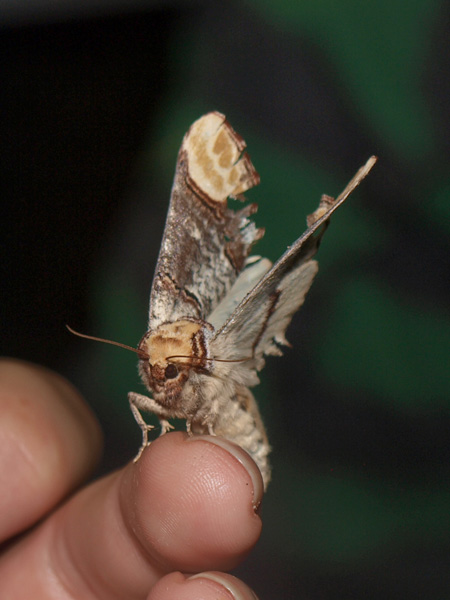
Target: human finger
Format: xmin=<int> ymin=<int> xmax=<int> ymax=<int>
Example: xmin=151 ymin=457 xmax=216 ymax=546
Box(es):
xmin=0 ymin=359 xmax=102 ymax=542
xmin=0 ymin=432 xmax=263 ymax=598
xmin=147 ymin=571 xmax=259 ymax=600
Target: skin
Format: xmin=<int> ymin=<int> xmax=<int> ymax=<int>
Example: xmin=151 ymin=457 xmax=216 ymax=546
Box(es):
xmin=0 ymin=359 xmax=263 ymax=599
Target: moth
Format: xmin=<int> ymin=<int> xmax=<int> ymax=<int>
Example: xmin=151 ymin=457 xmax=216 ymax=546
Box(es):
xmin=126 ymin=113 xmax=376 ymax=489
xmin=70 ymin=112 xmax=376 ymax=489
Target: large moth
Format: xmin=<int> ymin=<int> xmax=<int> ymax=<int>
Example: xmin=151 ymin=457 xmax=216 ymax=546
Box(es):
xmin=70 ymin=112 xmax=375 ymax=488
xmin=126 ymin=112 xmax=376 ymax=489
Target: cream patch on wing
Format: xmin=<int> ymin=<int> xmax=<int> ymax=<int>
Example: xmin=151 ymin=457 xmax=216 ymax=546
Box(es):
xmin=183 ymin=112 xmax=260 ymax=202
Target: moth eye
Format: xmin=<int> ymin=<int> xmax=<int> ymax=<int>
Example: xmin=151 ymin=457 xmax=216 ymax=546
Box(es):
xmin=164 ymin=363 xmax=178 ymax=379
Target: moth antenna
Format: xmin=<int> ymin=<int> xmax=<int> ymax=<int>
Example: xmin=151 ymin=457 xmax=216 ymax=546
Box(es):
xmin=166 ymin=354 xmax=251 ymax=364
xmin=66 ymin=325 xmax=149 ymax=359
xmin=212 ymin=357 xmax=252 ymax=364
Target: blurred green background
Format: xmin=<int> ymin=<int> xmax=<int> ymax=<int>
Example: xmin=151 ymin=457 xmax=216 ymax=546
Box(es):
xmin=1 ymin=1 xmax=449 ymax=598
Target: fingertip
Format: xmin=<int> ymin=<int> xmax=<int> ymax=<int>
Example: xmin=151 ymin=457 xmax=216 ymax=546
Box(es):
xmin=186 ymin=435 xmax=264 ymax=510
xmin=121 ymin=432 xmax=263 ymax=573
xmin=148 ymin=571 xmax=258 ymax=600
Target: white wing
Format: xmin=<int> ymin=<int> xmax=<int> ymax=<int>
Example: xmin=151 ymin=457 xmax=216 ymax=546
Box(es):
xmin=211 ymin=157 xmax=377 ymax=377
xmin=208 ymin=256 xmax=272 ymax=330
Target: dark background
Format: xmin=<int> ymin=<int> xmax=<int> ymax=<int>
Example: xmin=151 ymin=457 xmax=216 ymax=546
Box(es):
xmin=1 ymin=1 xmax=449 ymax=598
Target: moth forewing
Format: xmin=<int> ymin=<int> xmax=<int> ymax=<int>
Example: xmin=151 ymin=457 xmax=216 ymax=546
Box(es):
xmin=129 ymin=110 xmax=376 ymax=490
xmin=147 ymin=111 xmax=262 ymax=329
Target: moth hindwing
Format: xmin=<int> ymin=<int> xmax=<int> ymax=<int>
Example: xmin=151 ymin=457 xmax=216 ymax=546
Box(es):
xmin=129 ymin=111 xmax=377 ymax=489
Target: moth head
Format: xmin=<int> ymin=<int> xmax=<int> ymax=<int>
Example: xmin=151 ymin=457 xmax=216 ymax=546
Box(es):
xmin=137 ymin=319 xmax=212 ymax=406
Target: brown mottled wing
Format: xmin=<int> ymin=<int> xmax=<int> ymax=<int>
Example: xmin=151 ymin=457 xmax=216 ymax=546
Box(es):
xmin=211 ymin=157 xmax=377 ymax=369
xmin=149 ymin=112 xmax=262 ymax=328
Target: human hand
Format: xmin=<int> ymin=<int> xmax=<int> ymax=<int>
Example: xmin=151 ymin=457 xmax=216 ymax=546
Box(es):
xmin=0 ymin=359 xmax=263 ymax=599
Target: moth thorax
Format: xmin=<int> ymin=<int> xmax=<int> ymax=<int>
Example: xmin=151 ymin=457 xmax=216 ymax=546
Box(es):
xmin=138 ymin=319 xmax=212 ymax=394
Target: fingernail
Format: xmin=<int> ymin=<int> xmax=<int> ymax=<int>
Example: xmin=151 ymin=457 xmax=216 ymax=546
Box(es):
xmin=186 ymin=435 xmax=263 ymax=510
xmin=189 ymin=572 xmax=259 ymax=600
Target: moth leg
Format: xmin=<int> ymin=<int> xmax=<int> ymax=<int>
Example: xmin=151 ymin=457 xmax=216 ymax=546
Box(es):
xmin=128 ymin=392 xmax=171 ymax=461
xmin=186 ymin=408 xmax=217 ymax=437
xmin=198 ymin=399 xmax=219 ymax=435
xmin=159 ymin=419 xmax=174 ymax=435
xmin=186 ymin=419 xmax=205 ymax=436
